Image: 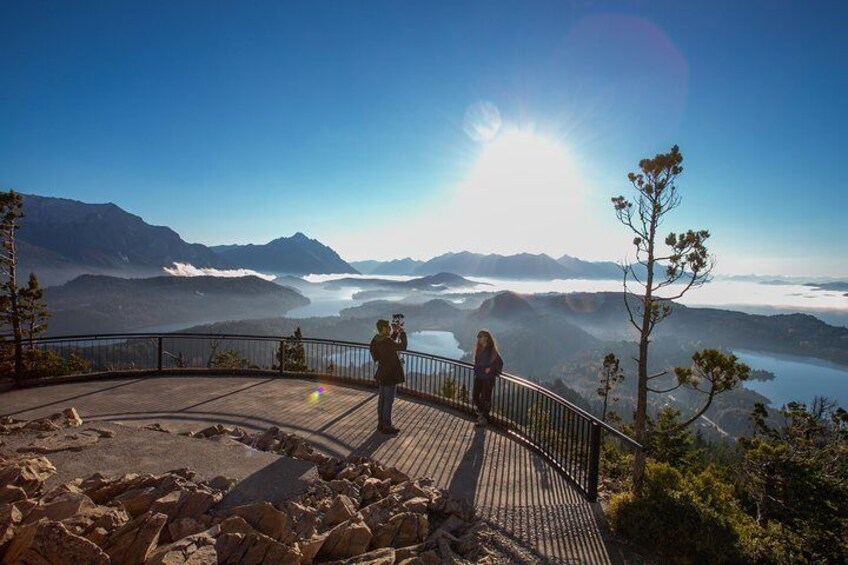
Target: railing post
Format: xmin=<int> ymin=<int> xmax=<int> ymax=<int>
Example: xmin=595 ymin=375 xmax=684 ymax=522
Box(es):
xmin=157 ymin=337 xmax=163 ymax=373
xmin=279 ymin=339 xmax=286 ymax=375
xmin=586 ymin=422 xmax=602 ymax=502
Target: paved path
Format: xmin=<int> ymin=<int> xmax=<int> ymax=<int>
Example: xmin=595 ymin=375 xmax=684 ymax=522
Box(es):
xmin=0 ymin=375 xmax=622 ymax=564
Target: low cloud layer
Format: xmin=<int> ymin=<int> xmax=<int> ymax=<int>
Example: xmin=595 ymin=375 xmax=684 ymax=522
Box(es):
xmin=164 ymin=262 xmax=276 ymax=281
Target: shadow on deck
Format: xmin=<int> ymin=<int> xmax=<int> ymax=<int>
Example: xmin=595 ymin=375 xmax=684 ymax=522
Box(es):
xmin=0 ymin=374 xmax=623 ymax=564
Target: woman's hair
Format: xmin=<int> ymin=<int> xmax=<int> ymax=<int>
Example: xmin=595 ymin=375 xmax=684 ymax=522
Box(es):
xmin=474 ymin=329 xmax=499 ymax=363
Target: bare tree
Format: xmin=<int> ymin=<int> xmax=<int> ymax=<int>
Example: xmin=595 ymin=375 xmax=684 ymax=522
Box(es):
xmin=611 ymin=146 xmax=714 ymax=491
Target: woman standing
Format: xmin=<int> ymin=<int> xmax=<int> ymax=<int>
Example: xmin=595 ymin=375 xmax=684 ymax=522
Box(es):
xmin=473 ymin=329 xmax=503 ymax=427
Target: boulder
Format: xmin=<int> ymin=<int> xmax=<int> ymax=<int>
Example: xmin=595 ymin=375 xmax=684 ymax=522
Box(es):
xmin=225 ymin=502 xmax=293 ymax=542
xmin=394 ymin=543 xmax=425 ymax=561
xmin=359 ymin=496 xmax=400 ymax=531
xmin=62 ymin=408 xmax=84 ymax=428
xmin=167 ymin=517 xmax=206 ymax=541
xmin=339 ymin=547 xmax=395 ymax=564
xmin=397 ymin=550 xmax=441 ymax=565
xmin=429 ymin=514 xmax=470 ymax=538
xmin=371 ymin=512 xmax=428 ymax=549
xmin=0 ymin=503 xmax=22 ymax=553
xmin=150 ymin=488 xmax=220 ymax=528
xmin=283 ymin=501 xmax=319 ymax=539
xmin=317 ymin=516 xmax=372 ymax=561
xmin=145 ymin=527 xmax=219 ymax=565
xmin=327 ymin=479 xmax=359 ymax=501
xmin=193 ymin=424 xmax=227 ymax=438
xmin=0 ymin=456 xmax=56 ymax=499
xmin=83 ymin=506 xmax=130 ymax=546
xmin=402 ymin=496 xmax=430 ymax=514
xmin=3 ymin=519 xmax=109 ymax=565
xmin=214 ymin=532 xmax=301 ymax=565
xmin=437 ymin=536 xmax=466 ymax=565
xmin=360 ymin=477 xmax=391 ymax=503
xmin=296 ymin=533 xmax=327 ymax=564
xmin=336 ymin=463 xmax=373 ymax=482
xmin=254 ymin=427 xmax=280 ymax=451
xmin=83 ymin=473 xmax=150 ymax=505
xmin=102 ymin=510 xmax=167 ymax=564
xmin=0 ymin=486 xmax=27 ymax=505
xmin=22 ymin=419 xmax=61 ymax=433
xmin=21 ymin=409 xmax=83 ymax=433
xmin=114 ymin=486 xmax=160 ymax=517
xmin=373 ymin=466 xmax=410 ymax=484
xmin=0 ymin=417 xmax=26 ymax=436
xmin=324 ymin=495 xmax=357 ymax=528
xmin=176 ymin=544 xmax=217 ymax=564
xmin=390 ymin=479 xmax=440 ymax=504
xmin=22 ymin=491 xmax=98 ymax=525
xmin=204 ymin=475 xmax=237 ymax=492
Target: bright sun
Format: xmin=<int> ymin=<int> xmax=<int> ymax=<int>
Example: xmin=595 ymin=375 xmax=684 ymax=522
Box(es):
xmin=459 ymin=128 xmax=580 ymax=204
xmin=434 ymin=126 xmax=603 ymax=256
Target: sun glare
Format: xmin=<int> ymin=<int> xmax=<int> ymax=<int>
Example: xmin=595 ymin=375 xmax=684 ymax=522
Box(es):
xmin=421 ymin=127 xmax=605 ymax=257
xmin=459 ymin=128 xmax=581 ymax=205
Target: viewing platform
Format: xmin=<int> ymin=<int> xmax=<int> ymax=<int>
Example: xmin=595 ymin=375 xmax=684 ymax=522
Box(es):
xmin=0 ymin=333 xmax=641 ymax=564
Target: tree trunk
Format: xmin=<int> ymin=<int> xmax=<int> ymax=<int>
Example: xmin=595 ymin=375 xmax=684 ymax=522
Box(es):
xmin=7 ymin=235 xmax=23 ymax=386
xmin=632 ymin=201 xmax=658 ymax=495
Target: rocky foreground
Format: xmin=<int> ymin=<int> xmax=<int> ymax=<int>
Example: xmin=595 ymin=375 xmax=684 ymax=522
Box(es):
xmin=0 ymin=409 xmax=514 ymax=564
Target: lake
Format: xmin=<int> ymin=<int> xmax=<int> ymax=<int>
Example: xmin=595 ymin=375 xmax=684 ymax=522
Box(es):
xmin=735 ymin=349 xmax=848 ymax=408
xmin=406 ymin=330 xmax=465 ymax=359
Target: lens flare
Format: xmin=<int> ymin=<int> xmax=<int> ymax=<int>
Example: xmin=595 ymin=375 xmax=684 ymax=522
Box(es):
xmin=308 ymin=386 xmax=327 ymax=403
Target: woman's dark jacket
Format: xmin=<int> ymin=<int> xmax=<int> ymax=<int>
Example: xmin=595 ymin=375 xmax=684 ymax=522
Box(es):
xmin=369 ymin=331 xmax=407 ymax=386
xmin=474 ymin=348 xmax=504 ymax=380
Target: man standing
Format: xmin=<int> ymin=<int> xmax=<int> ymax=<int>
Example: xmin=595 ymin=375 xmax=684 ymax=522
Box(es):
xmin=369 ymin=318 xmax=407 ymax=435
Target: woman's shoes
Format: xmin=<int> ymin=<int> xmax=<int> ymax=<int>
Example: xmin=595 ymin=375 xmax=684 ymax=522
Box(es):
xmin=379 ymin=425 xmax=400 ymax=435
xmin=475 ymin=414 xmax=487 ymax=428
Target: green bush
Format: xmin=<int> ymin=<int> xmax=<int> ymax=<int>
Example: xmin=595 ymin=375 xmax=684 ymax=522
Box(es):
xmin=208 ymin=350 xmax=252 ymax=371
xmin=29 ymin=349 xmax=90 ymax=378
xmin=608 ymin=462 xmax=750 ymax=564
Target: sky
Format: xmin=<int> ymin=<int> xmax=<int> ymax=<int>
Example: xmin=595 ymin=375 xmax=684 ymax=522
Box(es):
xmin=1 ymin=1 xmax=846 ymax=277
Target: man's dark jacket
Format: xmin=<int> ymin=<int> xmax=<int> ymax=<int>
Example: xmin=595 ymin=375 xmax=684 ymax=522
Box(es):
xmin=369 ymin=332 xmax=407 ymax=386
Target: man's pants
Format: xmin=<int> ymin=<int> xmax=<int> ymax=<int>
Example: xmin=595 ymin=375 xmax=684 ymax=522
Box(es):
xmin=473 ymin=375 xmax=495 ymax=417
xmin=377 ymin=384 xmax=397 ymax=428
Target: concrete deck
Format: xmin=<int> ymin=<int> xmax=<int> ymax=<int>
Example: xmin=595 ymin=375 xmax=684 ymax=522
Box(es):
xmin=0 ymin=374 xmax=623 ymax=564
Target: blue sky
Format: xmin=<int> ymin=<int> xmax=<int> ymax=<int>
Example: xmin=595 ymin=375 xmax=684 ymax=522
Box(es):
xmin=1 ymin=1 xmax=846 ymax=276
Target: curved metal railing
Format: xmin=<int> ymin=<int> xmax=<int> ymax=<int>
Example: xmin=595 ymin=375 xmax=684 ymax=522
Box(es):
xmin=1 ymin=332 xmax=640 ymax=501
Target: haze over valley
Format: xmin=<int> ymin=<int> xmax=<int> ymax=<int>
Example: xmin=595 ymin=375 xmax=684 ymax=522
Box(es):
xmin=12 ymin=192 xmax=846 ymax=441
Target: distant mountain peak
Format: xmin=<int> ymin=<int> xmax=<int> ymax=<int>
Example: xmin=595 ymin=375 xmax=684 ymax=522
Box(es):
xmin=214 ymin=232 xmax=357 ymax=275
xmin=16 ymin=193 xmax=230 ymax=286
xmin=475 ymin=291 xmax=536 ymax=320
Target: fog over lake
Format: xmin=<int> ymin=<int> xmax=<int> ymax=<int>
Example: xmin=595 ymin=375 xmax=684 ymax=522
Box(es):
xmin=299 ymin=274 xmax=848 ymax=323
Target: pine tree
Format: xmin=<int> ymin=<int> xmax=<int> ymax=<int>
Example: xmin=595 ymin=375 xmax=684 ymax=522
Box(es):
xmin=597 ymin=353 xmax=625 ymax=422
xmin=19 ymin=273 xmax=50 ymax=348
xmin=276 ymin=327 xmax=308 ymax=372
xmin=0 ymin=191 xmax=27 ymax=384
xmin=611 ymin=147 xmax=750 ymax=493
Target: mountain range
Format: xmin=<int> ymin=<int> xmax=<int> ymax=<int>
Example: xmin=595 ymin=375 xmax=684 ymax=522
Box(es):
xmin=15 ymin=195 xmax=359 ymax=285
xmin=355 ymin=251 xmax=629 ymax=280
xmin=211 ymin=233 xmax=358 ymax=275
xmin=350 ymin=258 xmax=425 ymax=276
xmin=45 ymin=274 xmax=309 ymax=335
xmin=18 ymin=195 xmax=230 ymax=285
xmin=16 ymin=193 xmax=651 ymax=286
